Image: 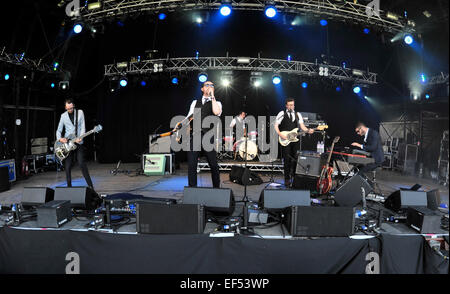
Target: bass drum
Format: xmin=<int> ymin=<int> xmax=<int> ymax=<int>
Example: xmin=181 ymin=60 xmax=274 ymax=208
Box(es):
xmin=235 ymin=138 xmax=258 ymax=161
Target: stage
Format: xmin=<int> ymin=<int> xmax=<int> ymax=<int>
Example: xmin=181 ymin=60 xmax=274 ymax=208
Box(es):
xmin=0 ymin=162 xmax=448 ymax=274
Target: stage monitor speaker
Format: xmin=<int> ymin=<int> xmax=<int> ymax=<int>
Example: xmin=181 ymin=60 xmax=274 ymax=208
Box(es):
xmin=0 ymin=166 xmax=11 ymax=192
xmin=334 ymin=174 xmax=372 ymax=207
xmin=295 ymin=151 xmax=324 ymax=177
xmin=384 ymin=190 xmax=428 ymax=213
xmin=259 ymin=189 xmax=311 ymax=211
xmin=406 ymin=207 xmax=441 ymax=234
xmin=137 ymin=203 xmax=205 ymax=234
xmin=54 ymin=187 xmax=100 ymax=210
xmin=36 ymin=200 xmax=72 ymax=228
xmin=183 ymin=187 xmax=235 ymax=215
xmin=229 ymin=166 xmax=262 ymax=186
xmin=426 ymin=189 xmax=441 ymax=211
xmin=285 ymin=206 xmax=355 ymax=237
xmin=21 ymin=187 xmax=54 ymax=207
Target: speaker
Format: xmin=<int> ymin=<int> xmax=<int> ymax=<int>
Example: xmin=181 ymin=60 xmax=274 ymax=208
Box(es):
xmin=54 ymin=187 xmax=100 ymax=210
xmin=21 ymin=187 xmax=54 ymax=207
xmin=229 ymin=166 xmax=262 ymax=186
xmin=137 ymin=203 xmax=205 ymax=234
xmin=295 ymin=152 xmax=325 ymax=177
xmin=0 ymin=166 xmax=10 ymax=192
xmin=406 ymin=207 xmax=441 ymax=233
xmin=334 ymin=174 xmax=373 ymax=207
xmin=259 ymin=189 xmax=310 ymax=211
xmin=36 ymin=200 xmax=72 ymax=228
xmin=285 ymin=206 xmax=355 ymax=237
xmin=183 ymin=187 xmax=235 ymax=215
xmin=384 ymin=190 xmax=428 ymax=213
xmin=426 ymin=189 xmax=441 ymax=211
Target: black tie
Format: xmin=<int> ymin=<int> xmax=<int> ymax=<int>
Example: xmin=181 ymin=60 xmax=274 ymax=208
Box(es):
xmin=288 ymin=111 xmax=292 ymax=121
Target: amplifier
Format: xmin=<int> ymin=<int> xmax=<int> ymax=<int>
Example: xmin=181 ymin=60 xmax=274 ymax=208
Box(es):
xmin=36 ymin=200 xmax=72 ymax=228
xmin=142 ymin=154 xmax=166 ymax=175
xmin=137 ymin=203 xmax=205 ymax=234
xmin=295 ymin=151 xmax=325 ymax=177
xmin=285 ymin=206 xmax=355 ymax=237
xmin=406 ymin=207 xmax=441 ymax=234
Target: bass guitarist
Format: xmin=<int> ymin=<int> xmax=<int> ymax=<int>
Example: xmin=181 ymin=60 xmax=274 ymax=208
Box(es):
xmin=56 ymin=98 xmax=94 ymax=190
xmin=275 ymin=98 xmax=314 ymax=187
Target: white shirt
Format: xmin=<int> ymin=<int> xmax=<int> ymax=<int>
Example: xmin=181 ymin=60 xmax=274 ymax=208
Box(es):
xmin=186 ymin=96 xmax=223 ymax=118
xmin=230 ymin=116 xmax=246 ymax=128
xmin=362 ymin=128 xmax=369 ymax=149
xmin=275 ymin=110 xmax=304 ymax=126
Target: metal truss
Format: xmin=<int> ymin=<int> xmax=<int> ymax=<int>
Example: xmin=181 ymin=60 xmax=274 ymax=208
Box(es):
xmin=197 ymin=160 xmax=285 ymax=172
xmin=72 ymin=0 xmax=412 ymax=34
xmin=0 ymin=47 xmax=67 ymax=75
xmin=428 ymin=73 xmax=449 ymax=86
xmin=104 ymin=56 xmax=377 ymax=84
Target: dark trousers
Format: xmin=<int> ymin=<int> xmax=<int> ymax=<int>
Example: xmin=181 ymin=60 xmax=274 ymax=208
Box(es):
xmin=281 ymin=141 xmax=300 ymax=180
xmin=358 ymin=162 xmax=382 ymax=175
xmin=64 ymin=145 xmax=94 ymax=188
xmin=187 ymin=136 xmax=220 ymax=188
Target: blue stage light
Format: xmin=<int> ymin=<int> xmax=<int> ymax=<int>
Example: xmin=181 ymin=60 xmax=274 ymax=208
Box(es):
xmin=4 ymin=74 xmax=10 ymax=81
xmin=265 ymin=6 xmax=277 ymax=18
xmin=171 ymin=77 xmax=179 ymax=84
xmin=198 ymin=73 xmax=208 ymax=83
xmin=404 ymin=34 xmax=414 ymax=45
xmin=119 ymin=78 xmax=128 ymax=87
xmin=353 ymin=86 xmax=361 ymax=94
xmin=50 ymin=82 xmax=55 ymax=88
xmin=159 ymin=13 xmax=166 ymax=20
xmin=363 ymin=28 xmax=370 ymax=34
xmin=272 ymin=75 xmax=281 ymax=85
xmin=73 ymin=24 xmax=83 ymax=34
xmin=320 ymin=19 xmax=328 ymax=26
xmin=336 ymin=86 xmax=341 ymax=92
xmin=220 ymin=4 xmax=232 ymax=16
xmin=301 ymin=82 xmax=308 ymax=88
xmin=425 ymin=94 xmax=430 ymax=99
xmin=141 ymin=81 xmax=147 ymax=87
xmin=420 ymin=73 xmax=427 ymax=84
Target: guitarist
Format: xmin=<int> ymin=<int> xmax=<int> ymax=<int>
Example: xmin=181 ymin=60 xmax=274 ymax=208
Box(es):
xmin=275 ymin=98 xmax=314 ymax=187
xmin=56 ymin=98 xmax=94 ymax=190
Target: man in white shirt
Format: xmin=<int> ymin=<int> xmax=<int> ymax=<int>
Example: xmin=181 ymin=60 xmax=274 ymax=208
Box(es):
xmin=182 ymin=81 xmax=222 ymax=188
xmin=274 ymin=98 xmax=314 ymax=187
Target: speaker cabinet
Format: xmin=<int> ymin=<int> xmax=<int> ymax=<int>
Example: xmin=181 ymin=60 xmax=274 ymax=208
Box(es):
xmin=137 ymin=203 xmax=205 ymax=234
xmin=285 ymin=206 xmax=356 ymax=237
xmin=259 ymin=189 xmax=311 ymax=211
xmin=334 ymin=174 xmax=372 ymax=207
xmin=0 ymin=166 xmax=10 ymax=192
xmin=22 ymin=187 xmax=54 ymax=207
xmin=406 ymin=207 xmax=441 ymax=233
xmin=54 ymin=187 xmax=100 ymax=210
xmin=384 ymin=190 xmax=428 ymax=213
xmin=229 ymin=166 xmax=262 ymax=186
xmin=183 ymin=187 xmax=235 ymax=215
xmin=295 ymin=152 xmax=325 ymax=177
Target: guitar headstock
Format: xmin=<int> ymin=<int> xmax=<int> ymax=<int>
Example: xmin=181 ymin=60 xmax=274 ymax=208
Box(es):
xmin=94 ymin=125 xmax=103 ymax=133
xmin=317 ymin=125 xmax=329 ymax=131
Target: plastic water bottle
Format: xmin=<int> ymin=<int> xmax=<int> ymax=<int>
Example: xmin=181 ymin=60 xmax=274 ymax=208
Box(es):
xmin=317 ymin=141 xmax=321 ymax=153
xmin=355 ymin=210 xmax=367 ymax=218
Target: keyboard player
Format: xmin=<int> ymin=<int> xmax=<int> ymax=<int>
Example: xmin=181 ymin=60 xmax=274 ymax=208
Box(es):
xmin=351 ymin=121 xmax=384 ymax=175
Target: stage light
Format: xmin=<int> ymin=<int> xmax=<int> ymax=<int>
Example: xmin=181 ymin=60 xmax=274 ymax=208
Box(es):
xmin=221 ymin=78 xmax=231 ymax=87
xmin=196 ymin=17 xmax=203 ymax=24
xmin=141 ymin=81 xmax=147 ymax=87
xmin=353 ymin=86 xmax=361 ymax=94
xmin=403 ymin=34 xmax=414 ymax=45
xmin=265 ymin=6 xmax=277 ymax=18
xmin=287 ymin=55 xmax=291 ymax=62
xmin=171 ymin=77 xmax=179 ymax=84
xmin=50 ymin=82 xmax=55 ymax=88
xmin=425 ymin=94 xmax=430 ymax=99
xmin=73 ymin=24 xmax=83 ymax=34
xmin=4 ymin=74 xmax=10 ymax=81
xmin=301 ymin=82 xmax=308 ymax=88
xmin=198 ymin=72 xmax=208 ymax=83
xmin=320 ymin=19 xmax=328 ymax=26
xmin=195 ymin=51 xmax=199 ymax=59
xmin=159 ymin=13 xmax=166 ymax=20
xmin=253 ymin=80 xmax=262 ymax=88
xmin=272 ymin=75 xmax=281 ymax=85
xmin=342 ymin=62 xmax=347 ymax=69
xmin=220 ymin=4 xmax=232 ymax=16
xmin=363 ymin=28 xmax=370 ymax=34
xmin=420 ymin=73 xmax=427 ymax=84
xmin=53 ymin=62 xmax=59 ymax=71
xmin=336 ymin=86 xmax=341 ymax=92
xmin=119 ymin=77 xmax=128 ymax=87
xmin=59 ymin=81 xmax=69 ymax=90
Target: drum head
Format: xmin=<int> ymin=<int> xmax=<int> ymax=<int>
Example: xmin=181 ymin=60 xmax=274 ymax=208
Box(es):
xmin=238 ymin=139 xmax=257 ymax=160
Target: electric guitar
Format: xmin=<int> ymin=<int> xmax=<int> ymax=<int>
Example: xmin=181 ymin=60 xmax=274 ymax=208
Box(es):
xmin=54 ymin=125 xmax=103 ymax=161
xmin=278 ymin=125 xmax=328 ymax=146
xmin=149 ymin=115 xmax=193 ymax=144
xmin=317 ymin=136 xmax=340 ymax=195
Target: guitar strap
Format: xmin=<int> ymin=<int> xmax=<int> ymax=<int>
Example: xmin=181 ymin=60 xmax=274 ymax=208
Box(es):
xmin=74 ymin=109 xmax=78 ymax=137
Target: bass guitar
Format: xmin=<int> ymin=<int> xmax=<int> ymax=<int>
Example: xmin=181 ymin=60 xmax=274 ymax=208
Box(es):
xmin=54 ymin=125 xmax=103 ymax=162
xmin=278 ymin=125 xmax=328 ymax=147
xmin=317 ymin=136 xmax=340 ymax=195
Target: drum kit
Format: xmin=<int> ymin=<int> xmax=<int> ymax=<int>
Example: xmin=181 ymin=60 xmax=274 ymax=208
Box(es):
xmin=219 ymin=130 xmax=259 ymax=161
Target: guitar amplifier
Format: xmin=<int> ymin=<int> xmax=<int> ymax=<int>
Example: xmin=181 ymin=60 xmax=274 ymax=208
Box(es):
xmin=295 ymin=151 xmax=325 ymax=177
xmin=142 ymin=154 xmax=166 ymax=175
xmin=142 ymin=153 xmax=174 ymax=175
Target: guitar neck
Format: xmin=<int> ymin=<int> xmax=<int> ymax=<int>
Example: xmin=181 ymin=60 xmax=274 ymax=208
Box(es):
xmin=75 ymin=129 xmax=95 ymax=140
xmin=325 ymin=141 xmax=337 ymax=168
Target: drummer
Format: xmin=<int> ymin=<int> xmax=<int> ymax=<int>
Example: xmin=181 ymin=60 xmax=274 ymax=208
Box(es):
xmin=229 ymin=111 xmax=247 ymax=130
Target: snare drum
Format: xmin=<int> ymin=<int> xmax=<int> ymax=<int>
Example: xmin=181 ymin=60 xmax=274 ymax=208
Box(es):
xmin=235 ymin=138 xmax=258 ymax=161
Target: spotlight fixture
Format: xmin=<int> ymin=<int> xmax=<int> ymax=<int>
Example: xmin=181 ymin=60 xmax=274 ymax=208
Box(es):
xmin=272 ymin=74 xmax=281 ymax=85
xmin=420 ymin=73 xmax=427 ymax=84
xmin=198 ymin=72 xmax=208 ymax=83
xmin=403 ymin=34 xmax=414 ymax=45
xmin=251 ymin=72 xmax=263 ymax=88
xmin=264 ymin=5 xmax=277 ymax=18
xmin=159 ymin=13 xmax=166 ymax=20
xmin=119 ymin=77 xmax=128 ymax=87
xmin=336 ymin=86 xmax=341 ymax=92
xmin=73 ymin=24 xmax=83 ymax=34
xmin=363 ymin=28 xmax=370 ymax=34
xmin=171 ymin=76 xmax=179 ymax=85
xmin=425 ymin=94 xmax=430 ymax=99
xmin=4 ymin=74 xmax=10 ymax=81
xmin=320 ymin=19 xmax=328 ymax=26
xmin=59 ymin=81 xmax=69 ymax=90
xmin=353 ymin=86 xmax=361 ymax=94
xmin=50 ymin=82 xmax=55 ymax=88
xmin=219 ymin=4 xmax=232 ymax=16
xmin=196 ymin=17 xmax=203 ymax=24
xmin=221 ymin=71 xmax=233 ymax=87
xmin=301 ymin=82 xmax=308 ymax=88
